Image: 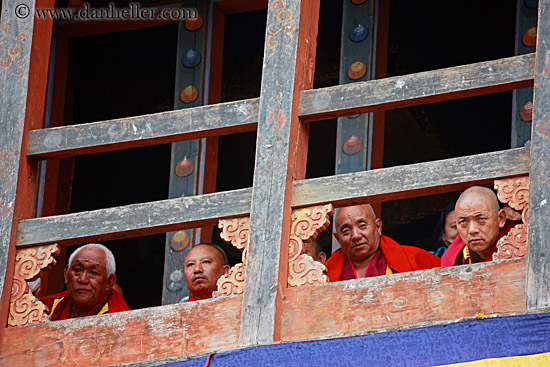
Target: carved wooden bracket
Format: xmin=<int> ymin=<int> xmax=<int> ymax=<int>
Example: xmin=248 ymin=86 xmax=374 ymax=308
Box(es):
xmin=494 ymin=175 xmax=529 ymax=260
xmin=8 ymin=243 xmax=60 ymax=327
xmin=214 ymin=204 xmax=333 ymax=297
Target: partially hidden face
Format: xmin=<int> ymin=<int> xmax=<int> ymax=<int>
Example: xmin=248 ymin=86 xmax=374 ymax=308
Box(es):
xmin=64 ymin=247 xmax=114 ymax=311
xmin=442 ymin=210 xmax=459 ymax=246
xmin=455 ymin=196 xmax=506 ymax=259
xmin=184 ymin=245 xmax=229 ymax=300
xmin=333 ymin=205 xmax=382 ymax=263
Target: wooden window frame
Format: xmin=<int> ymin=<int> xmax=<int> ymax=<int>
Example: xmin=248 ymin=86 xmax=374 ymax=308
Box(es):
xmin=1 ymin=0 xmax=549 ymax=365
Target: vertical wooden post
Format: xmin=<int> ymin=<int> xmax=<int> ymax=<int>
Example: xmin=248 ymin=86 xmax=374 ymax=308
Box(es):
xmin=527 ymin=0 xmax=550 ymax=309
xmin=511 ymin=0 xmax=538 ymax=148
xmin=162 ymin=0 xmax=208 ymax=305
xmin=0 ymin=0 xmax=53 ymax=343
xmin=333 ymin=0 xmax=387 ymax=251
xmin=240 ymin=0 xmax=319 ymax=347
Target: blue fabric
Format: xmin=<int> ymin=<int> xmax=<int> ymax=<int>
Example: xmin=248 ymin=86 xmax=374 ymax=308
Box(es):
xmin=156 ymin=313 xmax=550 ymax=367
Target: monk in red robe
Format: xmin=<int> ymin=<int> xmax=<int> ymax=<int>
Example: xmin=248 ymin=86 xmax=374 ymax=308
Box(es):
xmin=41 ymin=243 xmax=129 ymax=320
xmin=441 ymin=186 xmax=515 ymax=266
xmin=325 ymin=204 xmax=440 ymax=282
xmin=184 ymin=243 xmax=230 ymax=302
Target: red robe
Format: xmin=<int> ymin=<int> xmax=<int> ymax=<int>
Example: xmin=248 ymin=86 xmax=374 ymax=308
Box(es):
xmin=325 ymin=235 xmax=441 ymax=282
xmin=441 ymin=220 xmax=517 ymax=266
xmin=40 ymin=289 xmax=130 ymax=321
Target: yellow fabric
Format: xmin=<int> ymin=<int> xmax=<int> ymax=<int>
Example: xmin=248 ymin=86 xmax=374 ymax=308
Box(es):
xmin=433 ymin=352 xmax=550 ymax=367
xmin=49 ymin=297 xmax=64 ymax=317
xmin=385 ymin=265 xmax=394 ymax=275
xmin=98 ymin=301 xmax=109 ymax=315
xmin=463 ymin=246 xmax=472 ymax=264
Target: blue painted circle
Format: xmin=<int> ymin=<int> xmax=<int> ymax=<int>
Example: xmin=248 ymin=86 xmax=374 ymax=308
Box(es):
xmin=349 ymin=24 xmax=368 ymax=42
xmin=525 ymin=0 xmax=538 ymax=8
xmin=182 ymin=49 xmax=201 ymax=68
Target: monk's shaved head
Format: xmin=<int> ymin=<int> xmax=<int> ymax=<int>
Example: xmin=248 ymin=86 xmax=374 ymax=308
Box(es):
xmin=334 ymin=204 xmax=376 ymax=227
xmin=456 ymin=186 xmax=500 ymax=214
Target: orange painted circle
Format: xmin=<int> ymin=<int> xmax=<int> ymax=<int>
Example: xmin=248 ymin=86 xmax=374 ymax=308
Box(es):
xmin=185 ymin=15 xmax=203 ymax=31
xmin=522 ymin=26 xmax=537 ymax=47
xmin=180 ymin=85 xmax=198 ymax=103
xmin=171 ymin=231 xmax=190 ymax=252
xmin=347 ymin=61 xmax=367 ymax=80
xmin=520 ymin=101 xmax=533 ymax=122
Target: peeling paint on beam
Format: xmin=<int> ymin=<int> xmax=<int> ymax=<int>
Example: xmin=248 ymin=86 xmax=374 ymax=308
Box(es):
xmin=15 ymin=188 xmax=252 ymax=247
xmin=300 ymin=54 xmax=535 ymax=122
xmin=27 ymin=98 xmax=259 ymax=158
xmin=292 ymin=147 xmax=530 ymax=208
xmin=280 ymin=258 xmax=527 ymax=341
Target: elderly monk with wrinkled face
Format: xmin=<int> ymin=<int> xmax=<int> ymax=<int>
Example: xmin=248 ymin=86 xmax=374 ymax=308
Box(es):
xmin=40 ymin=244 xmax=130 ymax=320
xmin=184 ymin=243 xmax=230 ymax=301
xmin=441 ymin=186 xmax=515 ymax=266
xmin=325 ymin=204 xmax=440 ymax=282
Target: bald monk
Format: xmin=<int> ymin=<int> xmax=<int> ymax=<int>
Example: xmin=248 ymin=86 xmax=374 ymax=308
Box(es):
xmin=41 ymin=243 xmax=130 ymax=320
xmin=441 ymin=186 xmax=516 ymax=266
xmin=183 ymin=243 xmax=230 ymax=301
xmin=325 ymin=204 xmax=440 ymax=282
xmin=305 ymin=238 xmax=327 ymax=264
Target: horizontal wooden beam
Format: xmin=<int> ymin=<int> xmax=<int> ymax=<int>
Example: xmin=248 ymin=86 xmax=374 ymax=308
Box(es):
xmin=16 ymin=148 xmax=528 ymax=247
xmin=27 ymin=98 xmax=259 ymax=158
xmin=1 ymin=295 xmax=242 ymax=367
xmin=16 ymin=188 xmax=252 ymax=247
xmin=280 ymin=258 xmax=526 ymax=341
xmin=291 ymin=147 xmax=530 ymax=208
xmin=299 ymin=54 xmax=535 ymax=122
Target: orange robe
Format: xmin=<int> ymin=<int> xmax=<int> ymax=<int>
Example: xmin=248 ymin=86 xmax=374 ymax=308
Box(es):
xmin=40 ymin=289 xmax=130 ymax=321
xmin=325 ymin=235 xmax=441 ymax=282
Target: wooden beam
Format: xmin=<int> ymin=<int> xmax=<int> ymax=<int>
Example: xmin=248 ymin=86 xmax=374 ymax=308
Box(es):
xmin=27 ymin=98 xmax=259 ymax=158
xmin=0 ymin=0 xmax=51 ymax=343
xmin=280 ymin=258 xmax=527 ymax=341
xmin=1 ymin=295 xmax=242 ymax=367
xmin=299 ymin=53 xmax=535 ymax=122
xmin=16 ymin=188 xmax=252 ymax=248
xmin=291 ymin=147 xmax=530 ymax=208
xmin=16 ymin=147 xmax=528 ymax=248
xmin=240 ymin=0 xmax=319 ymax=347
xmin=527 ymin=0 xmax=550 ymax=309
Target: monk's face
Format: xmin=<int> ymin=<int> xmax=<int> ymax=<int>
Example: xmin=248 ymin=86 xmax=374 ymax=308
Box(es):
xmin=442 ymin=210 xmax=458 ymax=246
xmin=333 ymin=205 xmax=382 ymax=264
xmin=64 ymin=247 xmax=115 ymax=312
xmin=184 ymin=245 xmax=230 ymax=300
xmin=455 ymin=195 xmax=506 ymax=259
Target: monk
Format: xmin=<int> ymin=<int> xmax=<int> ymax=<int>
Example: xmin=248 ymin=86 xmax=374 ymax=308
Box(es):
xmin=305 ymin=238 xmax=327 ymax=264
xmin=183 ymin=243 xmax=230 ymax=301
xmin=325 ymin=204 xmax=440 ymax=282
xmin=41 ymin=243 xmax=130 ymax=320
xmin=441 ymin=186 xmax=516 ymax=266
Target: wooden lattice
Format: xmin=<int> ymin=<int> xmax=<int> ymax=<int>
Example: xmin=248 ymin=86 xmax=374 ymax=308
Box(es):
xmin=494 ymin=175 xmax=529 ymax=260
xmin=214 ymin=204 xmax=332 ymax=297
xmin=8 ymin=244 xmax=60 ymax=327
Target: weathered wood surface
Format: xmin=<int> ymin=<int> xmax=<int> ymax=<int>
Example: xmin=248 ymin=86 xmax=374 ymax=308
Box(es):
xmin=1 ymin=295 xmax=242 ymax=367
xmin=16 ymin=188 xmax=252 ymax=247
xmin=163 ymin=0 xmax=208 ymax=306
xmin=292 ymin=147 xmax=531 ymax=208
xmin=280 ymin=258 xmax=527 ymax=341
xmin=17 ymin=148 xmax=529 ymax=248
xmin=527 ymin=0 xmax=550 ymax=310
xmin=27 ymin=98 xmax=259 ymax=158
xmin=299 ymin=53 xmax=535 ymax=122
xmin=240 ymin=0 xmax=319 ymax=347
xmin=0 ymin=0 xmax=40 ymax=342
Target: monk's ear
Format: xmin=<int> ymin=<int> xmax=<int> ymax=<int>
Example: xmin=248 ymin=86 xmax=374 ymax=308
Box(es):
xmin=63 ymin=265 xmax=69 ymax=284
xmin=333 ymin=231 xmax=340 ymax=243
xmin=223 ymin=264 xmax=230 ymax=275
xmin=497 ymin=208 xmax=506 ymax=229
xmin=106 ymin=274 xmax=117 ymax=290
xmin=375 ymin=218 xmax=382 ymax=236
xmin=318 ymin=252 xmax=327 ymax=264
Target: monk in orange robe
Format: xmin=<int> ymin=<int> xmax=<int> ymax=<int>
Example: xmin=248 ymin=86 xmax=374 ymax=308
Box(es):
xmin=325 ymin=204 xmax=440 ymax=282
xmin=441 ymin=186 xmax=516 ymax=266
xmin=41 ymin=243 xmax=129 ymax=320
